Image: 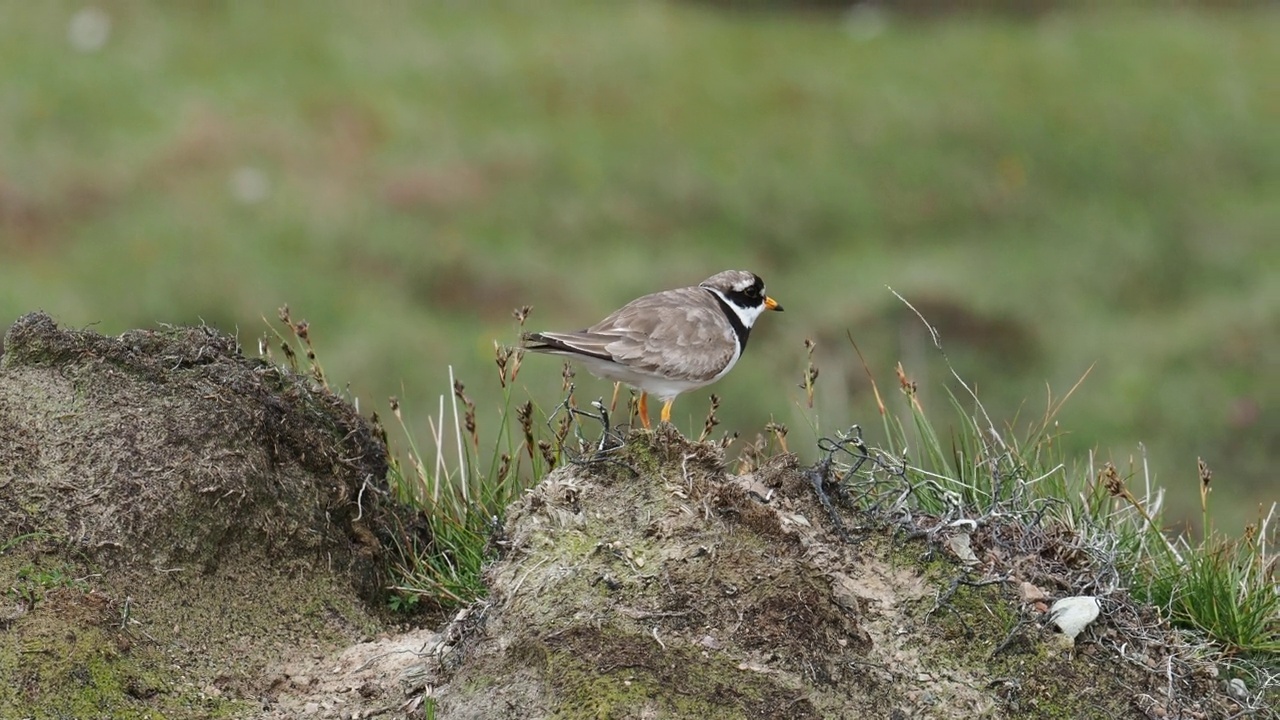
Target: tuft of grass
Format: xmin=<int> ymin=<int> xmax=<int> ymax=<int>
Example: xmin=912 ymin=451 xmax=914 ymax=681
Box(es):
xmin=383 ymin=379 xmax=509 ymax=609
xmin=8 ymin=562 xmax=87 ymax=607
xmin=803 ymin=301 xmax=1279 ymax=712
xmin=1123 ymin=460 xmax=1280 ymax=661
xmin=264 ymin=306 xmax=527 ymax=610
xmin=381 ymin=307 xmax=622 ymax=611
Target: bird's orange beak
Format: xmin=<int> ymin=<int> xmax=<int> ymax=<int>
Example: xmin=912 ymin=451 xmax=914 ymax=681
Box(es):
xmin=765 ymin=296 xmax=783 ymax=312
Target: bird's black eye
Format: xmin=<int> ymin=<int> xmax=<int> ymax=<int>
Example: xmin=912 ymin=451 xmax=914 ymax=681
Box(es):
xmin=743 ymin=285 xmax=760 ymax=299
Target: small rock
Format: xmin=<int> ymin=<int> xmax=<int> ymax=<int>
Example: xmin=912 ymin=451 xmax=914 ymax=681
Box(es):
xmin=781 ymin=513 xmax=811 ymax=527
xmin=829 ymin=572 xmax=863 ymax=613
xmin=1048 ymin=596 xmax=1100 ymax=641
xmin=1018 ymin=581 xmax=1048 ymax=603
xmin=947 ymin=533 xmax=978 ymax=565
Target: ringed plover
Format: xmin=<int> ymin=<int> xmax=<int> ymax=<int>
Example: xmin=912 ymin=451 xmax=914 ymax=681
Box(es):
xmin=521 ymin=270 xmax=783 ymax=428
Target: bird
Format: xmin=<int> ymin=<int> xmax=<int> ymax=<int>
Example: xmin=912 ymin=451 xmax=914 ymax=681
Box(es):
xmin=521 ymin=270 xmax=783 ymax=429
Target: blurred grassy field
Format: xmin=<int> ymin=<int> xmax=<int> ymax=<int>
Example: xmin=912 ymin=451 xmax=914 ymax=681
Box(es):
xmin=1 ymin=2 xmax=1276 ymax=529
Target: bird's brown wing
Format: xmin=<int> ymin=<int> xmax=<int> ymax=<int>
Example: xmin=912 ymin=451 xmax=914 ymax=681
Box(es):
xmin=589 ymin=286 xmax=736 ymax=382
xmin=521 ymin=286 xmax=736 ymax=383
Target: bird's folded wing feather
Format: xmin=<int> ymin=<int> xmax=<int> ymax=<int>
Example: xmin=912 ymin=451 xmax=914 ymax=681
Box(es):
xmin=589 ymin=287 xmax=736 ymax=381
xmin=523 ymin=287 xmax=737 ymax=382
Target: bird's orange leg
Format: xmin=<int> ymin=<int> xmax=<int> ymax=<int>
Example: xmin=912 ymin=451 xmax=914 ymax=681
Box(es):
xmin=609 ymin=382 xmax=622 ymax=413
xmin=660 ymin=400 xmax=673 ymax=425
xmin=638 ymin=392 xmax=651 ymax=429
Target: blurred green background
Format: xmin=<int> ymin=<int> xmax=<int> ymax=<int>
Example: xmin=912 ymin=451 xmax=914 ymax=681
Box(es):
xmin=1 ymin=2 xmax=1276 ymax=530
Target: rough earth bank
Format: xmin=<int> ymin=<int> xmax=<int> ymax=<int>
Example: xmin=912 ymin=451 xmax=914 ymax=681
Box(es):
xmin=426 ymin=428 xmax=1238 ymax=719
xmin=0 ymin=313 xmax=1249 ymax=719
xmin=0 ymin=312 xmax=422 ymax=718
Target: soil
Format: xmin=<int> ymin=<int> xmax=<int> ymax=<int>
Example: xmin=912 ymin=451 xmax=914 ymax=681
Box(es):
xmin=0 ymin=313 xmax=1257 ymax=719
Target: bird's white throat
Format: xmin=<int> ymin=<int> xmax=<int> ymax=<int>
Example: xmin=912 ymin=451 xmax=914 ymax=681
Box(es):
xmin=705 ymin=287 xmax=768 ymax=330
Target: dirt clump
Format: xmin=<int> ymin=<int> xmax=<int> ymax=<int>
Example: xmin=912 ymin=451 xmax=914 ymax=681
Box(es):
xmin=0 ymin=312 xmax=415 ymax=718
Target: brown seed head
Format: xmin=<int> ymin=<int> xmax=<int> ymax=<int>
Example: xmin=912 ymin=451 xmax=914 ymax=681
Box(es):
xmin=561 ymin=361 xmax=576 ymax=392
xmin=699 ymin=394 xmax=721 ymax=443
xmin=556 ymin=412 xmax=573 ymax=445
xmin=513 ymin=305 xmax=532 ymax=327
xmin=538 ymin=440 xmax=556 ymax=470
xmin=518 ymin=401 xmax=535 ymax=458
xmin=895 ymin=362 xmax=917 ymax=397
xmin=510 ymin=348 xmax=525 ymax=382
xmin=1100 ymin=462 xmax=1124 ymax=498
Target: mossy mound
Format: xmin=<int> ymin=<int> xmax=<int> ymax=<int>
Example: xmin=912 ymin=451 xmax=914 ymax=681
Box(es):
xmin=0 ymin=312 xmax=407 ymax=718
xmin=429 ymin=428 xmax=1237 ymax=719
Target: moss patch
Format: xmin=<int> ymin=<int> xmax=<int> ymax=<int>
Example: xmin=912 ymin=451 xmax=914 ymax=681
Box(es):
xmin=0 ymin=560 xmax=243 ymax=718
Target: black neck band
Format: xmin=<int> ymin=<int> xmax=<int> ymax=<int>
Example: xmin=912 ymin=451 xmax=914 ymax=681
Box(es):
xmin=706 ymin=289 xmax=750 ymax=351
